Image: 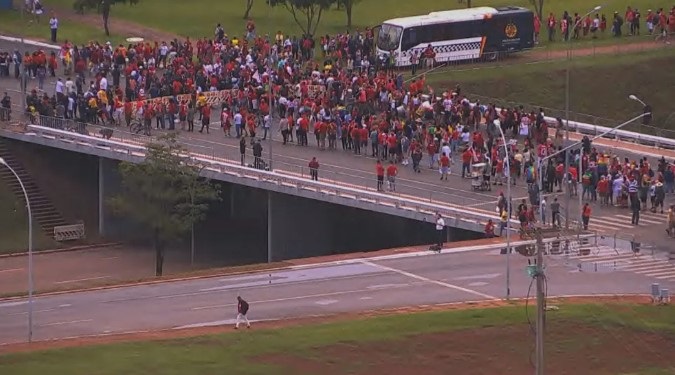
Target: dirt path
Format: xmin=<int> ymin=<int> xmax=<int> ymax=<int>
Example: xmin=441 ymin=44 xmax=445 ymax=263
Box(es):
xmin=48 ymin=3 xmax=669 ymax=60
xmin=53 ymin=7 xmax=179 ymax=42
xmin=0 ymin=295 xmax=651 ymax=354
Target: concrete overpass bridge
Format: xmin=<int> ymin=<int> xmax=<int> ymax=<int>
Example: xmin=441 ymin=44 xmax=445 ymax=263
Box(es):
xmin=0 ymin=117 xmax=505 ymax=262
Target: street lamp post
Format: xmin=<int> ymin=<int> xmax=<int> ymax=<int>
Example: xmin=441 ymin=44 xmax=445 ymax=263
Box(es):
xmin=494 ymin=121 xmax=512 ymax=300
xmin=539 ymin=96 xmax=651 ymax=230
xmin=564 ymin=5 xmax=602 ymax=228
xmin=267 ymin=60 xmax=274 ymax=172
xmin=565 ymin=4 xmax=602 ymax=140
xmin=0 ymin=157 xmax=34 ymax=343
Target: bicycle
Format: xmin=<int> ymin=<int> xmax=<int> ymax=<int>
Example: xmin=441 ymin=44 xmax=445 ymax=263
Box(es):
xmin=130 ymin=119 xmax=151 ymax=136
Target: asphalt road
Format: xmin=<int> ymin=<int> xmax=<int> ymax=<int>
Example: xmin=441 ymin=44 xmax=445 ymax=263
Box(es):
xmin=1 ymin=37 xmax=674 ymax=248
xmin=1 ymin=244 xmax=673 ymax=345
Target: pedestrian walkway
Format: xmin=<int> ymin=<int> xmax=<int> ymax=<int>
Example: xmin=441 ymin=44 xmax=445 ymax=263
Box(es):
xmin=561 ymin=244 xmax=675 ymax=281
xmin=587 ymin=211 xmax=668 ymax=234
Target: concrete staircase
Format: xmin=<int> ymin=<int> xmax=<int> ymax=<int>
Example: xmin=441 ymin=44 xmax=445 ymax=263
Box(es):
xmin=0 ymin=138 xmax=68 ymax=239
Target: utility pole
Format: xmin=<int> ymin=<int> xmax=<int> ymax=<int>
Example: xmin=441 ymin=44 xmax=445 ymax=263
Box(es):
xmin=535 ymin=228 xmax=546 ymax=375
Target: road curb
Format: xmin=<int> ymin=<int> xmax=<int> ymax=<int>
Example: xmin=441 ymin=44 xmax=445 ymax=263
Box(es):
xmin=0 ymin=294 xmax=652 ymax=348
xmin=0 ymin=242 xmax=122 ymax=259
xmin=0 ymin=35 xmax=59 ymax=50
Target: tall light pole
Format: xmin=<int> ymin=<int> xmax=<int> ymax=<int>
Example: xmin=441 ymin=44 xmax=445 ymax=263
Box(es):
xmin=19 ymin=2 xmax=27 ymax=114
xmin=564 ymin=5 xmax=602 ymax=228
xmin=494 ymin=120 xmax=512 ymax=300
xmin=267 ymin=60 xmax=274 ymax=171
xmin=539 ymin=98 xmax=651 ymax=230
xmin=565 ymin=4 xmax=602 ymax=140
xmin=0 ymin=157 xmax=34 ymax=343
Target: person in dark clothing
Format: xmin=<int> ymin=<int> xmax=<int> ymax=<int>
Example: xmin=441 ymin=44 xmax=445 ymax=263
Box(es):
xmin=308 ymin=156 xmax=319 ymax=181
xmin=235 ymin=296 xmax=251 ymax=329
xmin=631 ymin=195 xmax=641 ymax=225
xmin=252 ymin=139 xmax=263 ymax=169
xmin=239 ymin=136 xmax=246 ymax=166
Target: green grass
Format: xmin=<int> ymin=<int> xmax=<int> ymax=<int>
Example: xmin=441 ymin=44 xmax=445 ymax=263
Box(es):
xmin=5 ymin=0 xmax=669 ymax=46
xmin=427 ymin=48 xmax=675 ymax=135
xmin=0 ymin=303 xmax=674 ymax=375
xmin=0 ymin=9 xmax=122 ymax=46
xmin=0 ymin=180 xmax=56 ymax=254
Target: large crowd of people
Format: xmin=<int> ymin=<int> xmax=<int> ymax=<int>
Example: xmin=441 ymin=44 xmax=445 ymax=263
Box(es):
xmin=1 ymin=6 xmax=675 ymax=238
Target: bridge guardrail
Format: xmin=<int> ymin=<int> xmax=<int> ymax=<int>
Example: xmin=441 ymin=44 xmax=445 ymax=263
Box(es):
xmin=21 ymin=123 xmax=514 ymax=231
xmin=21 ymin=115 xmax=504 ymax=214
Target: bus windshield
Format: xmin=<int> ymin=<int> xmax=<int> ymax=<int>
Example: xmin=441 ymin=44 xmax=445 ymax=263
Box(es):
xmin=377 ymin=24 xmax=402 ymax=51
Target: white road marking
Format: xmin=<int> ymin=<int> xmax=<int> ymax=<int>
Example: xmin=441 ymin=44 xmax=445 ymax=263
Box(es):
xmin=6 ymin=308 xmax=56 ymax=316
xmin=367 ymin=283 xmax=410 ymax=289
xmin=452 ymin=273 xmax=501 ymax=281
xmin=467 ymin=282 xmax=489 ymax=287
xmin=0 ymin=268 xmax=23 ymax=274
xmin=191 ymin=283 xmax=417 ymax=311
xmin=315 ymin=299 xmax=339 ymax=306
xmin=173 ymin=318 xmax=276 ymax=330
xmin=360 ymin=260 xmax=496 ymax=300
xmin=59 ymin=304 xmax=72 ymax=308
xmin=55 ymin=276 xmax=110 ymax=284
xmin=102 ymin=256 xmax=119 ymax=260
xmin=0 ymin=301 xmax=27 ymax=308
xmin=39 ymin=319 xmax=93 ymax=327
xmin=359 ymin=296 xmax=373 ymax=300
xmin=644 ymin=270 xmax=675 ymax=277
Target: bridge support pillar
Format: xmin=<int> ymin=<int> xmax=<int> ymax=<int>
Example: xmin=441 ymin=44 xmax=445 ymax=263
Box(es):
xmin=267 ymin=191 xmax=273 ymax=263
xmin=98 ymin=157 xmax=105 ymax=237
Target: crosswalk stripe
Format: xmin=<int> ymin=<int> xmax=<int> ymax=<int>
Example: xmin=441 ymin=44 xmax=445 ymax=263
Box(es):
xmin=644 ymin=270 xmax=675 ymax=277
xmin=618 ymin=261 xmax=669 ymax=270
xmin=613 ymin=214 xmax=664 ymax=225
xmin=655 ymin=274 xmax=675 ymax=280
xmin=632 ymin=265 xmax=675 ymax=274
xmin=594 ymin=259 xmax=655 ymax=267
xmin=589 ymin=220 xmax=634 ymax=229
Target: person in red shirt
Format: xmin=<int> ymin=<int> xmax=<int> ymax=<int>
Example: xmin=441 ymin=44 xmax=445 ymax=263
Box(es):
xmin=199 ymin=104 xmax=211 ymax=134
xmin=308 ymin=157 xmax=319 ymax=181
xmin=386 ymin=161 xmax=398 ymax=191
xmin=461 ymin=148 xmax=473 ymax=178
xmin=439 ymin=152 xmax=451 ymax=180
xmin=376 ymin=160 xmax=385 ymax=192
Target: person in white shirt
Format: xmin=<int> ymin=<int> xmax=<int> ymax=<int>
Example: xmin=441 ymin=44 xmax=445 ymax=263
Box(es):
xmin=49 ymin=14 xmax=58 ymax=43
xmin=99 ymin=76 xmax=108 ymax=91
xmin=435 ymin=213 xmax=446 ymax=250
xmin=55 ymin=78 xmax=65 ymax=101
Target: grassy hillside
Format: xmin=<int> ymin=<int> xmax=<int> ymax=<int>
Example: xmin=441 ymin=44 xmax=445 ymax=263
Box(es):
xmin=428 ymin=48 xmax=675 ymax=135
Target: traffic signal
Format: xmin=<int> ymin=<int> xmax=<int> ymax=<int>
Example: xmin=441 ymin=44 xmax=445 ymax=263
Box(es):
xmin=643 ymin=104 xmax=652 ymax=125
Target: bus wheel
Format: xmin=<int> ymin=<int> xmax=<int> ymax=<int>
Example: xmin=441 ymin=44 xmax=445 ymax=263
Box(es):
xmin=483 ymin=51 xmax=500 ymax=62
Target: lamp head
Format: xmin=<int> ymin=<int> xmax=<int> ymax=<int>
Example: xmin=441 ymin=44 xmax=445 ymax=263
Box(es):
xmin=594 ymin=5 xmax=602 ymax=11
xmin=628 ymin=94 xmax=638 ymax=101
xmin=0 ymin=157 xmax=5 ymax=166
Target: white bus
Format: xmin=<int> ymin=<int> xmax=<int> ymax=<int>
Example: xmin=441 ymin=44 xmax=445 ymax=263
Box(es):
xmin=376 ymin=6 xmax=534 ymax=66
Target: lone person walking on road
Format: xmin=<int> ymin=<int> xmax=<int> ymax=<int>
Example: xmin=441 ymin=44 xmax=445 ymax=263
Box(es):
xmin=309 ymin=157 xmax=319 ymax=181
xmin=631 ymin=194 xmax=641 ymax=225
xmin=235 ymin=296 xmax=251 ymax=329
xmin=550 ymin=197 xmax=561 ymax=228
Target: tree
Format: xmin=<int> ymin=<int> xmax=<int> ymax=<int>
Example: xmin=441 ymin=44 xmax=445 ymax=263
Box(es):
xmin=529 ymin=0 xmax=544 ymax=21
xmin=337 ymin=0 xmax=360 ymax=29
xmin=268 ymin=0 xmax=336 ymax=37
xmin=108 ymin=134 xmax=220 ymax=276
xmin=73 ymin=0 xmax=138 ymax=36
xmin=243 ymin=0 xmax=255 ymax=19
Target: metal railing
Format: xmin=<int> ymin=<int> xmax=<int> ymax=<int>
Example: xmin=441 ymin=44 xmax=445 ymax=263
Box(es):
xmin=13 ymin=121 xmax=513 ymax=231
xmin=470 ymin=93 xmax=675 ymax=148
